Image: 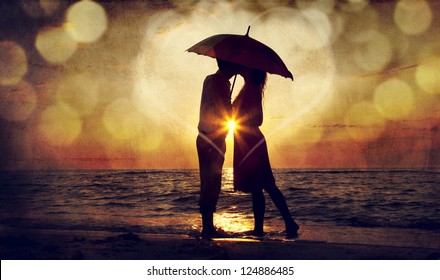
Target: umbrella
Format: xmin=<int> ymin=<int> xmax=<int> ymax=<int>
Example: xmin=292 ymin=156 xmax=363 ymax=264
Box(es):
xmin=187 ymin=26 xmax=293 ymax=80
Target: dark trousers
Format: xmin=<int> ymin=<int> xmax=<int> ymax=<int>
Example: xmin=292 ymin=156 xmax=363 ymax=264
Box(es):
xmin=197 ymin=133 xmax=226 ymax=214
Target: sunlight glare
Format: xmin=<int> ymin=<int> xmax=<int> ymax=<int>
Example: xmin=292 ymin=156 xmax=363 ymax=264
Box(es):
xmin=56 ymin=73 xmax=99 ymax=116
xmin=0 ymin=41 xmax=28 ymax=86
xmin=65 ymin=0 xmax=108 ymax=43
xmin=214 ymin=212 xmax=253 ymax=233
xmin=39 ymin=103 xmax=82 ymax=146
xmin=352 ymin=30 xmax=392 ymax=73
xmin=394 ymin=0 xmax=432 ymax=35
xmin=374 ymin=79 xmax=414 ymax=120
xmin=415 ymin=57 xmax=440 ymax=95
xmin=35 ymin=25 xmax=77 ymax=64
xmin=227 ymin=120 xmax=236 ymax=134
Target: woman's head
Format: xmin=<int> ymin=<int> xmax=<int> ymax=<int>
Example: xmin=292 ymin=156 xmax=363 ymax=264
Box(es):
xmin=250 ymin=69 xmax=267 ymax=88
xmin=242 ymin=67 xmax=267 ymax=90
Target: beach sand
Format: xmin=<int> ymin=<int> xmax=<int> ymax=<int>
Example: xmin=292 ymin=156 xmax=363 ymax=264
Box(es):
xmin=1 ymin=225 xmax=440 ymax=260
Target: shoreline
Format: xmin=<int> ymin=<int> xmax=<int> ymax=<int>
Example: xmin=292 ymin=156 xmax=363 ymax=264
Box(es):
xmin=1 ymin=225 xmax=439 ymax=260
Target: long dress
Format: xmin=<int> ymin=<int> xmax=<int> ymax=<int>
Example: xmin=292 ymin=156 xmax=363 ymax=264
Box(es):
xmin=233 ymin=85 xmax=275 ymax=193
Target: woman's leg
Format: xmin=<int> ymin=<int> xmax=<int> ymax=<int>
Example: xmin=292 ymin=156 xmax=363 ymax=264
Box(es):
xmin=264 ymin=183 xmax=299 ymax=237
xmin=251 ymin=189 xmax=265 ymax=236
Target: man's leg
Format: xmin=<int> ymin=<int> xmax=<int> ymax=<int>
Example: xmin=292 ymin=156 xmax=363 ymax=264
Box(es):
xmin=197 ymin=135 xmax=225 ymax=238
xmin=251 ymin=189 xmax=265 ymax=236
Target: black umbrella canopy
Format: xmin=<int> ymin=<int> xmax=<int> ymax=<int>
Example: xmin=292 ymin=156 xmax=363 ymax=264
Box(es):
xmin=187 ymin=27 xmax=293 ymax=80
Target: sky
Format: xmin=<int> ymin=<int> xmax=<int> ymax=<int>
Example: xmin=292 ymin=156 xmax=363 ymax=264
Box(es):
xmin=0 ymin=0 xmax=439 ymax=170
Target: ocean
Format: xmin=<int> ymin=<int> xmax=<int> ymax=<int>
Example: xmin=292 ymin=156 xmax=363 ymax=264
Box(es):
xmin=1 ymin=168 xmax=439 ymax=240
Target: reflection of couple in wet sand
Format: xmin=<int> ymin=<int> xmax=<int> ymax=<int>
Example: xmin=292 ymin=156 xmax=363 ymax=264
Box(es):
xmin=196 ymin=58 xmax=299 ymax=240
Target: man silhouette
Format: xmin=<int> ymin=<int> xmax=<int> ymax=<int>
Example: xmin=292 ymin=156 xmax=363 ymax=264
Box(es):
xmin=197 ymin=58 xmax=241 ymax=239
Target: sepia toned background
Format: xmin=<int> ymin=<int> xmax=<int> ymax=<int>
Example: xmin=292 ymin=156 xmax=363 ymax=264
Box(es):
xmin=1 ymin=0 xmax=439 ymax=170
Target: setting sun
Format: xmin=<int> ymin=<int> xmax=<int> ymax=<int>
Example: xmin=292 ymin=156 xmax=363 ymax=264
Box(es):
xmin=227 ymin=120 xmax=237 ymax=133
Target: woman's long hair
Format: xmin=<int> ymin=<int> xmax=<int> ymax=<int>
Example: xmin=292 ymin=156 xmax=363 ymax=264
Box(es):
xmin=236 ymin=68 xmax=267 ymax=103
xmin=251 ymin=69 xmax=267 ymax=91
xmin=250 ymin=69 xmax=267 ymax=102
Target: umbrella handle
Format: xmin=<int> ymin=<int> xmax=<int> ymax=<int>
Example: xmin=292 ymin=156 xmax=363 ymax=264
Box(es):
xmin=230 ymin=74 xmax=237 ymax=96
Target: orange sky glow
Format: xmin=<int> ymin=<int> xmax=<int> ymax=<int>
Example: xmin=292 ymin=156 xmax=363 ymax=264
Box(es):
xmin=0 ymin=0 xmax=439 ymax=170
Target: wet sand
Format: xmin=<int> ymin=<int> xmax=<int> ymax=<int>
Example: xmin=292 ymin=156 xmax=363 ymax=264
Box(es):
xmin=1 ymin=226 xmax=439 ymax=260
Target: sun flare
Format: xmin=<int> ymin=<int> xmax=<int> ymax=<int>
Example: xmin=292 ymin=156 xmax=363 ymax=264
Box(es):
xmin=227 ymin=120 xmax=237 ymax=133
xmin=226 ymin=120 xmax=237 ymax=140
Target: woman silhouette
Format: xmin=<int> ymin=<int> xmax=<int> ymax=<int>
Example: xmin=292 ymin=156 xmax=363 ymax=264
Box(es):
xmin=233 ymin=67 xmax=299 ymax=238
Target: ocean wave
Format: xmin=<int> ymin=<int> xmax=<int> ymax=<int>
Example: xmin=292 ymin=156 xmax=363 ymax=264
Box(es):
xmin=103 ymin=202 xmax=134 ymax=208
xmin=345 ymin=217 xmax=440 ymax=230
xmin=1 ymin=169 xmax=439 ymax=234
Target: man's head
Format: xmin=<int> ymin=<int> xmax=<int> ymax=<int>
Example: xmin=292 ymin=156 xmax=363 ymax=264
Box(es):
xmin=216 ymin=58 xmax=242 ymax=79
